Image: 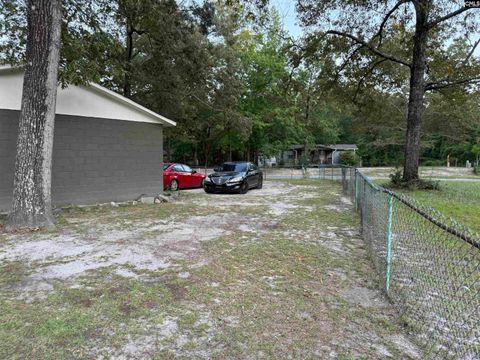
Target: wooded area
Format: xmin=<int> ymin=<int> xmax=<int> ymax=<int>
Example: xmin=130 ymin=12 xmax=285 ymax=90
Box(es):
xmin=1 ymin=0 xmax=479 ymax=226
xmin=2 ymin=0 xmax=479 ymax=168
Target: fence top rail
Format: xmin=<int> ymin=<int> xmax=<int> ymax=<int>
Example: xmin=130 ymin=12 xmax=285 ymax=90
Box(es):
xmin=259 ymin=164 xmax=353 ymax=169
xmin=356 ymin=169 xmax=480 ymax=250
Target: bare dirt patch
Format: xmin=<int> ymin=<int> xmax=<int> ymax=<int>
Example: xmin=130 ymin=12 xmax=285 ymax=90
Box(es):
xmin=340 ymin=285 xmax=389 ymax=308
xmin=0 ymin=180 xmax=422 ymax=358
xmin=0 ymin=213 xmax=234 ymax=295
xmin=0 ymin=182 xmax=308 ymax=296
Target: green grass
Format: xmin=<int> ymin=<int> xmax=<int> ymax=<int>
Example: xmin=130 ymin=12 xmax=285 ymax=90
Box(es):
xmin=425 ymin=175 xmax=480 ymax=179
xmin=377 ymin=179 xmax=480 ymax=233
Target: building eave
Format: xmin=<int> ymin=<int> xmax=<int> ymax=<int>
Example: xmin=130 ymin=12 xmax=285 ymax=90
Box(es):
xmin=0 ymin=65 xmax=176 ymax=127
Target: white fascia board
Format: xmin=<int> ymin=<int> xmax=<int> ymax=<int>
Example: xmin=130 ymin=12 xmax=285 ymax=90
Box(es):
xmin=0 ymin=66 xmax=176 ymax=127
xmin=88 ymin=83 xmax=176 ymax=127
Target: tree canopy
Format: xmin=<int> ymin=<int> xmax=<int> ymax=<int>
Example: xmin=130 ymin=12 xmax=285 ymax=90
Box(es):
xmin=1 ymin=0 xmax=479 ymax=169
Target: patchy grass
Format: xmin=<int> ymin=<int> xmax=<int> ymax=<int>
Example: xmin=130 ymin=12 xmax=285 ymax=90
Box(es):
xmin=0 ymin=181 xmax=421 ymax=359
xmin=359 ymin=166 xmax=476 ymax=179
xmin=0 ymin=272 xmax=180 ymax=359
xmin=376 ymin=179 xmax=480 ymax=233
xmin=0 ymin=260 xmax=30 ymax=287
xmin=53 ymin=202 xmax=217 ymax=233
xmin=408 ymin=181 xmax=480 ymax=233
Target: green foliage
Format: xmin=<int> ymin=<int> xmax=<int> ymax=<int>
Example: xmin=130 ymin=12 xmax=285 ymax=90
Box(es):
xmin=386 ymin=170 xmax=440 ymax=190
xmin=299 ymin=154 xmax=310 ymax=167
xmin=296 ymin=0 xmax=480 ymax=171
xmin=388 ymin=170 xmax=404 ymax=187
xmin=1 ymin=1 xmax=479 ymax=167
xmin=474 ymin=166 xmax=480 ymax=176
xmin=421 ymin=159 xmax=445 ymax=167
xmin=339 ymin=151 xmax=359 ymax=166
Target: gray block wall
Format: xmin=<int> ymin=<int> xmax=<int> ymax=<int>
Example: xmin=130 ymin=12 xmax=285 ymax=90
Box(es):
xmin=0 ymin=109 xmax=163 ymax=211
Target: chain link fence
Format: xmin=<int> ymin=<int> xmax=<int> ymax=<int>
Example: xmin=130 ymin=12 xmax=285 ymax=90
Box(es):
xmin=340 ymin=168 xmax=480 ymax=359
xmin=261 ymin=164 xmax=350 ymax=181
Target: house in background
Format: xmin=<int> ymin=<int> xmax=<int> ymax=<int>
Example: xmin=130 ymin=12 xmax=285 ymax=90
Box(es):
xmin=281 ymin=144 xmax=358 ymax=165
xmin=0 ymin=66 xmax=175 ymax=211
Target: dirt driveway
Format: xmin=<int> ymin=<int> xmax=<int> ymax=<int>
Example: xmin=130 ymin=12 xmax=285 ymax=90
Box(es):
xmin=0 ymin=180 xmax=420 ymax=359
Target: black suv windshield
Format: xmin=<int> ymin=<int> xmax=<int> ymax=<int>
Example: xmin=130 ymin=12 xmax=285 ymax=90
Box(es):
xmin=220 ymin=163 xmax=248 ymax=172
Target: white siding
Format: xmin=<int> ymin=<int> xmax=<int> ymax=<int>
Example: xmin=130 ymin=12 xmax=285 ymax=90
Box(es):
xmin=0 ymin=68 xmax=175 ymax=126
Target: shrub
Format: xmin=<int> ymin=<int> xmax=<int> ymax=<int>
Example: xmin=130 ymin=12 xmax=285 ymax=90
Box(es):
xmin=386 ymin=169 xmax=440 ymax=190
xmin=389 ymin=169 xmax=403 ymax=186
xmin=339 ymin=151 xmax=360 ymax=166
xmin=474 ymin=166 xmax=480 ymax=176
xmin=299 ymin=155 xmax=310 ymax=167
xmin=421 ymin=159 xmax=444 ymax=166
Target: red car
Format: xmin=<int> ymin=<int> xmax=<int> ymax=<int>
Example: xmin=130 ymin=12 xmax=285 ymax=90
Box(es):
xmin=163 ymin=163 xmax=206 ymax=191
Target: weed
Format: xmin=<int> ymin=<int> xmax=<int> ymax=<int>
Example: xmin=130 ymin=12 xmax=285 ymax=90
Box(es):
xmin=386 ymin=169 xmax=440 ymax=190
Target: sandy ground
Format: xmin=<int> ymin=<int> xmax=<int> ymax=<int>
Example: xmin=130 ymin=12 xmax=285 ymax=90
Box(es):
xmin=0 ymin=181 xmax=422 ymax=359
xmin=358 ymin=166 xmax=475 ymax=178
xmin=215 ymin=166 xmax=479 ymax=182
xmin=1 ymin=183 xmax=317 ymax=297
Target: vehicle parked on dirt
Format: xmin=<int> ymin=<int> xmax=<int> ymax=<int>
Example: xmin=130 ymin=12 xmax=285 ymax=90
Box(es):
xmin=163 ymin=163 xmax=205 ymax=191
xmin=203 ymin=162 xmax=263 ymax=194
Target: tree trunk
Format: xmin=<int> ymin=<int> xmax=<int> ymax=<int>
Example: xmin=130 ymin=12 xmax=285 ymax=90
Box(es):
xmin=203 ymin=143 xmax=211 ymax=173
xmin=193 ymin=145 xmax=198 ymax=166
xmin=403 ymin=0 xmax=430 ymax=182
xmin=124 ymin=22 xmax=133 ymax=98
xmin=7 ymin=0 xmax=62 ymax=230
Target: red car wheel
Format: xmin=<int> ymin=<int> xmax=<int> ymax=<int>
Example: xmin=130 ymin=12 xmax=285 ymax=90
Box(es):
xmin=169 ymin=179 xmax=179 ymax=191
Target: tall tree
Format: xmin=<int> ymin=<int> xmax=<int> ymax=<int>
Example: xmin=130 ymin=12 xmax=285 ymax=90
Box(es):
xmin=7 ymin=0 xmax=63 ymax=229
xmin=297 ymin=0 xmax=480 ymax=181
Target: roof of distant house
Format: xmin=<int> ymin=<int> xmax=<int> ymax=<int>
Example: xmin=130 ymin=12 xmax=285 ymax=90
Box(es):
xmin=329 ymin=144 xmax=358 ymax=150
xmin=288 ymin=144 xmax=358 ymax=151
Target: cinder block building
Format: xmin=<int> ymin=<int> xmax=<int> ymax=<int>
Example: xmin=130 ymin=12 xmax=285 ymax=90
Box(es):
xmin=0 ymin=65 xmax=175 ymax=211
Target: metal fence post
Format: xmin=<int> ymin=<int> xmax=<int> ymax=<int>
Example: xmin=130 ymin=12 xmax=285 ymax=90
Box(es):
xmin=361 ymin=177 xmax=366 ymax=233
xmin=354 ymin=169 xmax=358 ymax=211
xmin=385 ymin=194 xmax=393 ymax=293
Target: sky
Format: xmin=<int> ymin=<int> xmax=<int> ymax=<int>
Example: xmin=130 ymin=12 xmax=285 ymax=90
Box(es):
xmin=270 ymin=0 xmax=303 ymax=38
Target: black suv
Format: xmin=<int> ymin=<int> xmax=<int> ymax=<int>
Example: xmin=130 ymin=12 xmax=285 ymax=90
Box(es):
xmin=203 ymin=162 xmax=263 ymax=194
